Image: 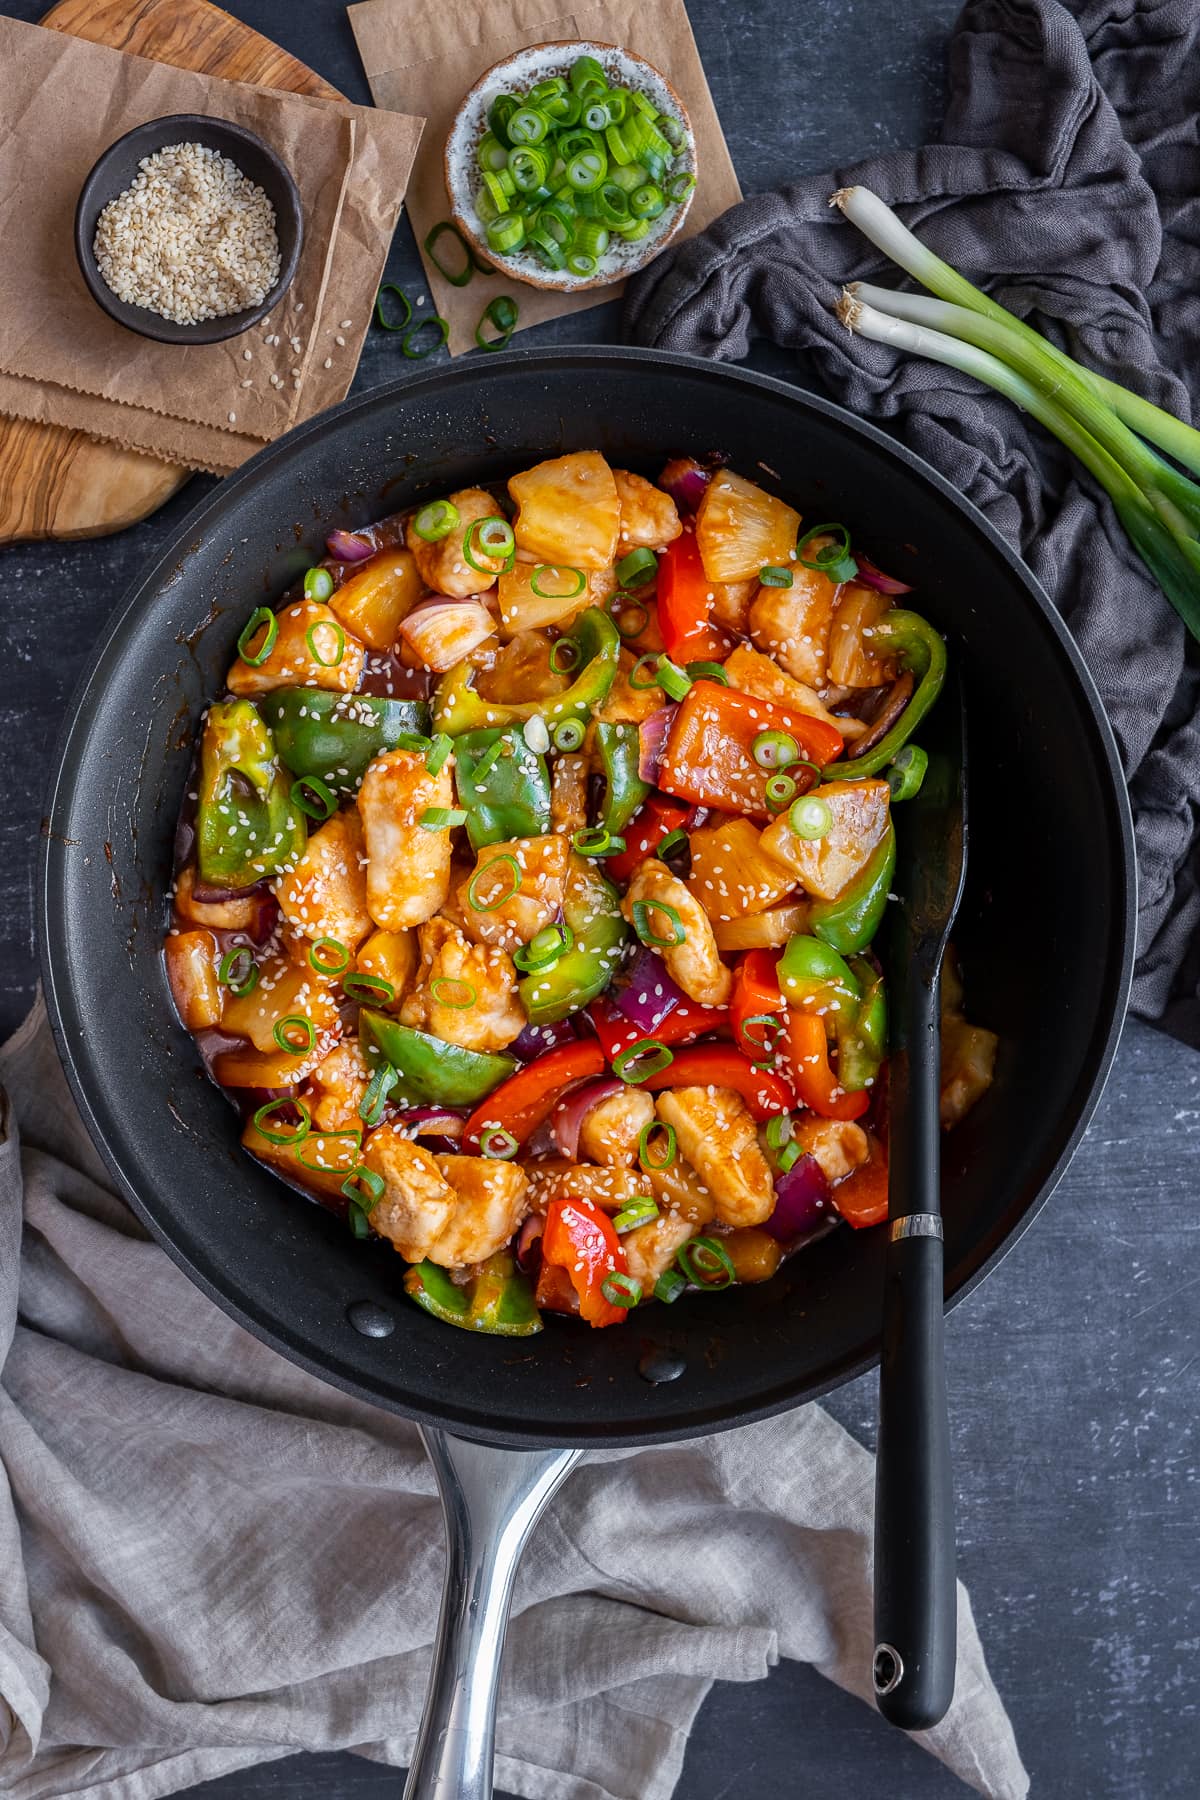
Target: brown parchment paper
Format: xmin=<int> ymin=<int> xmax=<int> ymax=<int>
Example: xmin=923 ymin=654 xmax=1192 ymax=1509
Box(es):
xmin=348 ymin=0 xmax=741 ymax=355
xmin=0 ymin=17 xmax=423 ymax=473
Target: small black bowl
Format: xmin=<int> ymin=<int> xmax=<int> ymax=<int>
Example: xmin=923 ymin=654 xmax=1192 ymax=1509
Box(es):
xmin=74 ymin=113 xmax=303 ymax=345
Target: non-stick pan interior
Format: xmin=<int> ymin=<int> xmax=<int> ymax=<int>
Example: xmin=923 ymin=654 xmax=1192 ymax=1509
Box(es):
xmin=39 ymin=349 xmax=1134 ymax=1445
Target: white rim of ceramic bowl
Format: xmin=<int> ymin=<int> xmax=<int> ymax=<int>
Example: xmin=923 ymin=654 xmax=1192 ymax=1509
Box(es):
xmin=444 ymin=41 xmax=696 ymax=293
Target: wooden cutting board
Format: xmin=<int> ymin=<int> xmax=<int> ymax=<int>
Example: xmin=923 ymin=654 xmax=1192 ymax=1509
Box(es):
xmin=0 ymin=0 xmax=343 ymax=545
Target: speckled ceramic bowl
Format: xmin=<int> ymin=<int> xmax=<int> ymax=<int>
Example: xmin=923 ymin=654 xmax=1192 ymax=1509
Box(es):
xmin=444 ymin=41 xmax=696 ymax=292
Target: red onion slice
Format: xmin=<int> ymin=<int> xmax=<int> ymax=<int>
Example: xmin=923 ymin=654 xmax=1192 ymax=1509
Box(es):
xmin=550 ymin=1077 xmax=624 ymax=1159
xmin=613 ymin=945 xmax=684 ymax=1034
xmin=763 ymin=1152 xmax=833 ymax=1241
xmin=852 ymin=554 xmax=913 ymax=596
xmin=659 ymin=456 xmax=713 ymax=513
xmin=326 ymin=528 xmax=375 ymax=563
xmin=393 ymin=1107 xmax=465 ymax=1140
xmin=637 ymin=705 xmax=677 ymax=783
xmin=511 ymin=1016 xmax=579 ymax=1062
xmin=515 ymin=1214 xmax=544 ymax=1273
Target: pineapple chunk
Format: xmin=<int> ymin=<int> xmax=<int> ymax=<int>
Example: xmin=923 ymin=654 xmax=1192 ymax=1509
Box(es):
xmin=356 ymin=928 xmax=419 ymax=1010
xmin=687 ymin=816 xmax=796 ymax=923
xmin=695 ymin=470 xmax=801 ymax=583
xmin=508 ymin=451 xmax=620 ymax=571
xmin=614 ymin=469 xmax=682 ymax=550
xmin=328 ymin=546 xmax=423 ymax=651
xmin=497 ymin=559 xmax=615 ymax=636
xmin=759 ymin=777 xmax=890 ymax=900
xmin=222 ymin=954 xmax=340 ymax=1052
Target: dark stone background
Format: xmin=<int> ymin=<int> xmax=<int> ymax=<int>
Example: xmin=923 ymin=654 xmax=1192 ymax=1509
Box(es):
xmin=2 ymin=1 xmax=1195 ymax=1794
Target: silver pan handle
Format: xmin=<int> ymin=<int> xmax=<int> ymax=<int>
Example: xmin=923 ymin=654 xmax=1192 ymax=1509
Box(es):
xmin=404 ymin=1427 xmax=582 ymax=1800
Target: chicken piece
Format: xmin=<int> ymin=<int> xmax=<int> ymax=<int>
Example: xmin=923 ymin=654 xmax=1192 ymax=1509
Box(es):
xmin=458 ymin=835 xmax=570 ymax=953
xmin=723 ymin=643 xmax=867 ymax=740
xmin=709 ymin=576 xmax=757 ymax=636
xmin=164 ymin=929 xmax=222 ymax=1029
xmin=222 ymin=953 xmax=341 ymax=1053
xmin=304 ymin=1040 xmax=372 ymax=1132
xmin=524 ymin=1161 xmax=646 ymax=1215
xmin=940 ymin=1017 xmax=998 ymax=1128
xmin=792 ymin=1116 xmax=870 ymax=1185
xmin=508 ymin=450 xmax=620 ymax=571
xmin=749 ymin=565 xmax=839 ymax=689
xmin=274 ymin=809 xmax=372 ymax=947
xmin=227 ymin=599 xmax=365 ymax=695
xmin=362 ymin=1123 xmax=458 ymax=1262
xmin=428 ymin=1155 xmax=530 ymax=1266
xmin=759 ymin=778 xmax=890 ymax=901
xmin=827 ymin=585 xmax=898 ymax=689
xmin=578 ymin=1087 xmax=655 ymax=1166
xmin=647 ymin=1157 xmax=717 ymax=1225
xmin=357 ymin=748 xmax=454 ymax=929
xmin=356 ymin=928 xmax=419 ymax=1010
xmin=174 ymin=864 xmax=270 ymax=933
xmin=687 ymin=816 xmax=796 ymax=924
xmin=623 ymin=1211 xmax=697 ymax=1288
xmin=243 ymin=1117 xmax=360 ymax=1203
xmin=594 ymin=650 xmax=668 ymax=724
xmin=614 ymin=469 xmax=682 ymax=551
xmin=399 ymin=917 xmax=525 ymax=1052
xmin=551 ymin=753 xmax=590 ymax=836
xmin=622 ymin=858 xmax=733 ymax=1007
xmin=405 ymin=488 xmax=507 ymax=598
xmin=655 ymin=1087 xmax=775 ymax=1227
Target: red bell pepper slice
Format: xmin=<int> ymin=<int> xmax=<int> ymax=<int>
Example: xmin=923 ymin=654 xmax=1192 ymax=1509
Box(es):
xmin=462 ymin=1040 xmax=606 ymax=1150
xmin=730 ymin=949 xmax=787 ymax=1059
xmin=782 ymin=1011 xmax=870 ymax=1121
xmin=656 ymin=529 xmax=734 ymax=663
xmin=639 ymin=1042 xmax=792 ymax=1119
xmin=541 ymin=1195 xmax=630 ymax=1327
xmin=832 ymin=1133 xmax=889 ymax=1227
xmin=659 ymin=682 xmax=845 ymax=819
xmin=604 ymin=793 xmax=691 ymax=883
xmin=588 ymin=993 xmax=730 ymax=1063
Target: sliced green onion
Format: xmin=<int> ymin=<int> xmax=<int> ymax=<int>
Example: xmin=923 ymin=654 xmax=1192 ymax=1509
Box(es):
xmin=508 ymin=105 xmax=551 ymax=145
xmin=573 ymin=219 xmax=610 ymax=258
xmin=469 ymin=736 xmax=506 ymax=784
xmin=508 ymin=146 xmax=550 ymax=192
xmin=887 ymin=743 xmax=928 ymax=801
xmin=613 ymin=1197 xmax=659 ymax=1233
xmin=424 ymin=220 xmax=475 ymax=286
xmin=430 ymin=975 xmax=476 ymax=1009
xmin=638 ymin=1120 xmax=677 ymax=1171
xmin=419 ymin=806 xmax=467 ymax=831
xmin=765 ymin=773 xmax=799 ymax=813
xmin=218 ymin=947 xmax=259 ymax=997
xmin=685 ymin=660 xmax=729 ymax=685
xmin=343 ymin=972 xmax=395 ymax=1005
xmin=655 ymin=654 xmax=692 ymax=702
xmin=656 ymin=827 xmax=689 ymax=862
xmin=752 ymin=729 xmax=798 ymax=770
xmin=375 ymin=283 xmax=413 ymax=332
xmin=759 ymin=565 xmax=794 ymax=587
xmin=677 ymin=1235 xmax=736 ymax=1290
xmin=273 ymin=1014 xmax=315 ymax=1055
xmin=601 ymin=1271 xmax=643 ymax=1308
xmin=477 ymin=132 xmax=510 ymax=173
xmin=464 ymin=516 xmax=516 ymax=572
xmin=778 ymin=1139 xmax=803 ymax=1173
xmin=566 ymin=250 xmax=598 ymax=278
xmin=513 ymin=923 xmax=574 ymax=972
xmin=789 ymin=794 xmax=834 ymax=840
xmin=566 ymin=151 xmax=606 ymax=192
xmin=765 ymin=1112 xmax=794 ymax=1151
xmin=309 ymin=936 xmax=350 ymax=977
xmin=402 ymin=315 xmax=450 ymax=360
xmin=392 ymin=732 xmax=433 ymax=754
xmin=570 ymin=53 xmax=606 ymax=92
xmin=425 ymin=733 xmax=452 ymax=776
xmin=237 ymin=607 xmax=277 ymax=667
xmin=489 ymin=92 xmax=520 ymax=142
xmin=630 ymin=182 xmax=665 ymax=220
xmin=534 ymin=566 xmax=586 ymax=602
xmin=631 ymin=898 xmax=685 ymax=948
xmin=413 ymin=499 xmax=460 ymax=542
xmin=740 ymin=1012 xmax=782 ymax=1058
xmin=655 ymin=1269 xmax=687 ymax=1304
xmin=571 ymin=826 xmax=625 ymax=858
xmin=552 ymin=718 xmax=586 ymax=751
xmin=296 ymin=1128 xmax=363 ymax=1176
xmin=467 ymin=853 xmax=521 ymax=912
xmin=612 ymin=1039 xmax=674 ymax=1084
xmin=796 ymin=522 xmax=858 ymax=584
xmin=486 ymin=214 xmax=525 ymax=256
xmin=616 ymin=546 xmax=657 ymax=588
xmin=611 ymin=596 xmax=649 ymax=639
xmin=359 ymin=1064 xmax=398 ymax=1128
xmin=252 ymin=1098 xmax=310 ymax=1145
xmin=628 ymin=652 xmax=660 ymax=690
xmin=306 ymin=620 xmax=345 ymax=668
xmin=475 ymin=294 xmax=519 ymax=351
xmin=291 ymin=774 xmax=337 ymax=821
xmin=304 ymin=566 xmax=334 ymax=602
xmin=528 ymin=226 xmax=567 ymax=270
xmin=342 ymin=1165 xmax=385 ymax=1211
xmin=482 ymin=170 xmax=512 ymax=214
xmin=614 ymin=217 xmax=650 ymax=242
xmin=346 ymin=1200 xmax=370 ymax=1238
xmin=665 ymin=170 xmax=697 ymax=203
xmin=481 ymin=1126 xmax=519 ymax=1160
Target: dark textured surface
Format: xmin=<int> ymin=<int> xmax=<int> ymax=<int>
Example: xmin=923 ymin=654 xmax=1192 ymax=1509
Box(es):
xmin=4 ymin=1 xmax=1197 ymax=1796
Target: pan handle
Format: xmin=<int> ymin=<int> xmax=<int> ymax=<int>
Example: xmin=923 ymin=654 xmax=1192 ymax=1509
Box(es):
xmin=404 ymin=1427 xmax=582 ymax=1800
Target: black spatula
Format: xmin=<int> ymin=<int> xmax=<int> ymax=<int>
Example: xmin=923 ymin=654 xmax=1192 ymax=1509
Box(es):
xmin=873 ymin=671 xmax=966 ymax=1731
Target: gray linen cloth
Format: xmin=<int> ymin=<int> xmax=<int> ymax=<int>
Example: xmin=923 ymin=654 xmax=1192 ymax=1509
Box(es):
xmin=626 ymin=0 xmax=1200 ymax=1044
xmin=0 ymin=1000 xmax=1027 ymax=1798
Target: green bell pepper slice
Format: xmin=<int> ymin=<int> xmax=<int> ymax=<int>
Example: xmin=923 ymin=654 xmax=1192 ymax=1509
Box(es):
xmin=809 ymin=822 xmax=896 ymax=954
xmin=778 ymin=934 xmax=862 ymax=1015
xmin=196 ymin=698 xmax=306 ymax=889
xmin=836 ymin=957 xmax=888 ymax=1092
xmin=596 ymin=721 xmax=650 ymax=837
xmin=828 ymin=610 xmax=947 ymax=779
xmin=404 ymin=1251 xmax=542 ymax=1337
xmin=432 ymin=606 xmax=620 ymax=736
xmin=518 ymin=855 xmax=627 ymax=1025
xmin=257 ymin=689 xmax=431 ymax=794
xmin=359 ymin=1010 xmax=516 ymax=1107
xmin=454 ymin=727 xmax=552 ymax=852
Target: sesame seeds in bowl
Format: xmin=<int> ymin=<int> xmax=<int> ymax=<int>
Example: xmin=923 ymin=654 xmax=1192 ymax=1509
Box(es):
xmin=444 ymin=42 xmax=697 ymax=293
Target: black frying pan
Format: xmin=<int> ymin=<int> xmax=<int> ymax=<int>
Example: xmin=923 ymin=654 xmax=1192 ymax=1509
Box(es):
xmin=38 ymin=349 xmax=1135 ymax=1795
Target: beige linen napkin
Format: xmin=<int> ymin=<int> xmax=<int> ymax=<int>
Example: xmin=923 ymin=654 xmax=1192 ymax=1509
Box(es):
xmin=349 ymin=0 xmax=742 ymax=354
xmin=0 ymin=17 xmax=422 ymax=475
xmin=0 ymin=998 xmax=1028 ymax=1800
